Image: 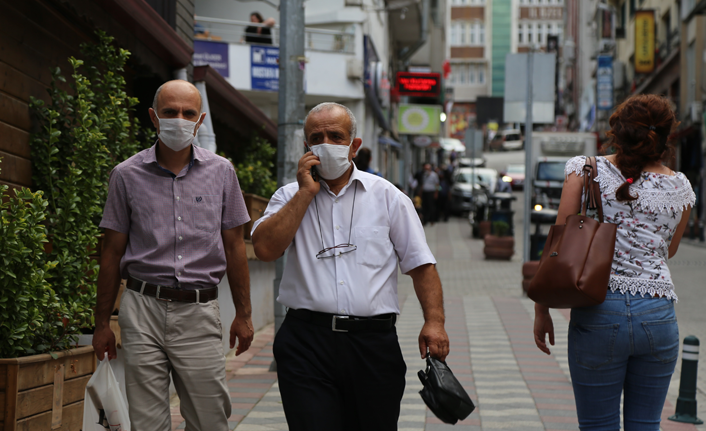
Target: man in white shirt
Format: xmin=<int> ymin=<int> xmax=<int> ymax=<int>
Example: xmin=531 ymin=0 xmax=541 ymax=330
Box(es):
xmin=420 ymin=163 xmax=440 ymax=225
xmin=252 ymin=102 xmax=449 ymax=430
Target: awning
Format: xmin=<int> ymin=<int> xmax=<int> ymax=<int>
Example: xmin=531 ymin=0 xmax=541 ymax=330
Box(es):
xmin=378 ymin=136 xmax=403 ymax=149
xmin=439 ymin=138 xmax=466 ymax=153
xmin=194 ymin=65 xmax=277 ymax=144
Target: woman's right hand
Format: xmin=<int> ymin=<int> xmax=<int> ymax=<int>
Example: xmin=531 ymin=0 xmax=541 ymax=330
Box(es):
xmin=533 ymin=304 xmax=555 ymax=355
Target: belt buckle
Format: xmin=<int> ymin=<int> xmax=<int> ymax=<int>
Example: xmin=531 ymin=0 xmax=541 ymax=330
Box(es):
xmin=332 ymin=315 xmax=349 ymax=332
xmin=155 ymin=286 xmax=172 ymax=302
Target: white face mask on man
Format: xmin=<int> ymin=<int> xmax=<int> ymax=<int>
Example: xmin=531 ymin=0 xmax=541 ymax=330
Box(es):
xmin=309 ymin=139 xmax=353 ymax=180
xmin=155 ymin=113 xmax=200 ymax=152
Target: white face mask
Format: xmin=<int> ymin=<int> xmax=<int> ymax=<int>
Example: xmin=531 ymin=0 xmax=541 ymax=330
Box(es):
xmin=155 ymin=113 xmax=200 ymax=152
xmin=310 ymin=140 xmax=353 ymax=180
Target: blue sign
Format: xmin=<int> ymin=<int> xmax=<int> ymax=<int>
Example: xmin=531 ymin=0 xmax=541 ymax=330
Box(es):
xmin=193 ymin=40 xmax=229 ymax=78
xmin=596 ymin=55 xmax=613 ymax=111
xmin=251 ymin=45 xmax=279 ymax=91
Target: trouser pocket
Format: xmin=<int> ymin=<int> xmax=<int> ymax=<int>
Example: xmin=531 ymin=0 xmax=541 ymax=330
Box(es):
xmin=570 ymin=322 xmax=620 ymax=370
xmin=642 ymin=318 xmax=679 ymax=363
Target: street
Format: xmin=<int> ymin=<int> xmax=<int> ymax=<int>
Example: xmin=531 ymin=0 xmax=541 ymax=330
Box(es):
xmin=169 ymin=151 xmax=706 ymax=430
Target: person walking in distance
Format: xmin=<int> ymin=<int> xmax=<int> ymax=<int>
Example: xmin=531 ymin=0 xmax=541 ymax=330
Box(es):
xmin=92 ymin=80 xmax=254 ymax=431
xmin=533 ymin=95 xmax=694 ymax=430
xmin=420 ymin=163 xmax=439 ymax=225
xmin=252 ymin=102 xmax=449 ymax=430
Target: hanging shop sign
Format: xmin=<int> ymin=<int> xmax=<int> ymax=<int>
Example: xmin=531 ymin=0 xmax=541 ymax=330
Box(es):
xmin=398 ymin=104 xmax=441 ymax=135
xmin=597 ymin=55 xmax=614 ymax=111
xmin=251 ymin=45 xmax=279 ymax=91
xmin=634 ymin=10 xmax=655 ymax=74
xmin=396 ymin=72 xmax=441 ymax=97
xmin=193 ymin=40 xmax=229 ymax=78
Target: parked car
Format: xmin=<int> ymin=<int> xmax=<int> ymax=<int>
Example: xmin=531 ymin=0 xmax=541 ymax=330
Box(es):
xmin=450 ymin=167 xmax=498 ymax=217
xmin=502 ymin=164 xmax=525 ymax=190
xmin=501 ymin=129 xmax=524 ymax=151
xmin=458 ymin=157 xmax=486 ymax=168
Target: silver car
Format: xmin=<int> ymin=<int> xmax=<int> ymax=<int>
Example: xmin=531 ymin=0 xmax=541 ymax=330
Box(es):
xmin=450 ymin=167 xmax=498 ymax=215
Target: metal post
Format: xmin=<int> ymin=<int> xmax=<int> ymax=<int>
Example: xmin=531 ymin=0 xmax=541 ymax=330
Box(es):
xmin=271 ymin=0 xmax=305 ymax=371
xmin=522 ymin=51 xmax=534 ymax=263
xmin=669 ymin=336 xmax=703 ymax=424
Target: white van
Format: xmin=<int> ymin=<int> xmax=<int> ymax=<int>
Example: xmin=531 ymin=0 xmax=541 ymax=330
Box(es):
xmin=501 ymin=129 xmax=523 ymax=151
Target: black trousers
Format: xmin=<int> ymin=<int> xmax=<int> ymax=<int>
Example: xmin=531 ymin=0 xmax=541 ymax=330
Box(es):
xmin=273 ymin=314 xmax=407 ymax=431
xmin=421 ymin=191 xmax=437 ymax=225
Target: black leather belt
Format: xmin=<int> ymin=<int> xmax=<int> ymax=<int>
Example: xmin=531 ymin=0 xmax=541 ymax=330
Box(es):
xmin=126 ymin=276 xmax=217 ymax=304
xmin=287 ymin=308 xmax=396 ymax=332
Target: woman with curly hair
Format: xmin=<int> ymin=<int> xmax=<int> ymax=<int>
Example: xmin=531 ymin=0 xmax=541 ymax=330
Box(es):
xmin=533 ymin=94 xmax=695 ymax=430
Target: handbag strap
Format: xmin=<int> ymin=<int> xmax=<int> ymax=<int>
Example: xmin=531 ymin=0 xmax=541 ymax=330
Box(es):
xmin=581 ymin=156 xmax=605 ymax=222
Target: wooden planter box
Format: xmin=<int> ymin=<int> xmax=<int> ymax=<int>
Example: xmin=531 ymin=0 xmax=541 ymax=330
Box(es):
xmin=242 ymin=193 xmax=270 ymax=240
xmin=0 ymin=346 xmax=96 ymax=431
xmin=483 ymin=235 xmax=515 ymax=260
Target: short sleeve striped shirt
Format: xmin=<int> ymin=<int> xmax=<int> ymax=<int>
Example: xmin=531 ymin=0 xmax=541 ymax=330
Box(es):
xmin=100 ymin=144 xmax=250 ymax=288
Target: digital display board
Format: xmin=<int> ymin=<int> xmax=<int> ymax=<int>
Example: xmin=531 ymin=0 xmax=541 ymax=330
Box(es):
xmin=396 ymin=72 xmax=441 ymax=97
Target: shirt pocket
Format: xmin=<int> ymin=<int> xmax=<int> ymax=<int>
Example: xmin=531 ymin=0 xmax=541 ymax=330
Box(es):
xmin=190 ymin=195 xmax=221 ymax=232
xmin=355 ymin=226 xmax=392 ymax=269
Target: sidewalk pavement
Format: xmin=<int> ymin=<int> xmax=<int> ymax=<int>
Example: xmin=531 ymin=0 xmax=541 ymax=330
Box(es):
xmin=170 ymin=217 xmax=704 ymax=430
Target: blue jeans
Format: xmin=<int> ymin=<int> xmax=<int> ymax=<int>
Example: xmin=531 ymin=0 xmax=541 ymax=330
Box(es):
xmin=568 ymin=291 xmax=679 ymax=431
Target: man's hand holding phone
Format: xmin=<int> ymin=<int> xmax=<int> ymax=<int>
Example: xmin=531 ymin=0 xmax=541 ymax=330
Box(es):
xmin=298 ymin=147 xmax=321 ymax=197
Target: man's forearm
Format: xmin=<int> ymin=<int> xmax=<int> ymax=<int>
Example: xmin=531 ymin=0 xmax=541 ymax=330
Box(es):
xmin=227 ymin=238 xmax=252 ymax=318
xmin=95 ymin=252 xmax=122 ymax=329
xmin=409 ymin=264 xmax=445 ymax=324
xmin=252 ymin=190 xmax=314 ymax=261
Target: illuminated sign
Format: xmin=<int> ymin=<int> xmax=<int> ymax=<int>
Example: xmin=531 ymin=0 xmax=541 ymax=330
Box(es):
xmin=396 ymin=72 xmax=441 ymax=97
xmin=634 ymin=10 xmax=655 ymax=74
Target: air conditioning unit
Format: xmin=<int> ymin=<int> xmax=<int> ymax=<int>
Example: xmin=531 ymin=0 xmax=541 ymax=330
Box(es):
xmin=347 ymin=59 xmax=364 ymax=79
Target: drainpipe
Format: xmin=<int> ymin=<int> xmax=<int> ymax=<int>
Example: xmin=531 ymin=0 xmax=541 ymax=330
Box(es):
xmin=174 ymin=68 xmax=188 ymax=81
xmin=397 ymin=0 xmax=429 ymax=68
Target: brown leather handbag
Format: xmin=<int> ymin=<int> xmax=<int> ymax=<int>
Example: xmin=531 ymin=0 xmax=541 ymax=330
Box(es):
xmin=527 ymin=157 xmax=617 ymax=309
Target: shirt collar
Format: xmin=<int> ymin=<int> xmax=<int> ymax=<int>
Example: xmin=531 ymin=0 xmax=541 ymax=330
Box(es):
xmin=320 ymin=164 xmax=370 ymax=195
xmin=143 ymin=141 xmax=198 ymax=177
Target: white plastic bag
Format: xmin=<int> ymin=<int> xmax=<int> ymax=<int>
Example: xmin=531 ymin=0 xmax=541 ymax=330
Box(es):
xmin=83 ymin=359 xmax=131 ymax=431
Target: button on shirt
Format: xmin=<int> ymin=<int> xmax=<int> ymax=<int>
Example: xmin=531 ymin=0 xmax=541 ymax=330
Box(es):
xmin=99 ymin=144 xmax=250 ymax=288
xmin=252 ymin=166 xmax=435 ymax=316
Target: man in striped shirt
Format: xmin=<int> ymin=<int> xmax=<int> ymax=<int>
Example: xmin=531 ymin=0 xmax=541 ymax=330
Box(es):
xmin=93 ymin=80 xmax=253 ymax=431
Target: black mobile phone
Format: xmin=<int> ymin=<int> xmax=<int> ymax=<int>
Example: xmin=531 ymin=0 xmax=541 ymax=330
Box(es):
xmin=305 ymin=144 xmax=318 ymax=182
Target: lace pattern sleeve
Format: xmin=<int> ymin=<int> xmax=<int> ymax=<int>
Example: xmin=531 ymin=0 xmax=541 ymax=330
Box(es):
xmin=564 ymin=156 xmax=586 ymax=179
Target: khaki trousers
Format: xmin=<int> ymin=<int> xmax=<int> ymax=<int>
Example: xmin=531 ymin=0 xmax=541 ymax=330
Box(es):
xmin=118 ymin=288 xmax=230 ymax=431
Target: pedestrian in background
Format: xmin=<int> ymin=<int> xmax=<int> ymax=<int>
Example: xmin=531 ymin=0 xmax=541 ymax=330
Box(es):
xmin=353 ymin=146 xmax=381 ymax=176
xmin=93 ymin=80 xmax=254 ymax=431
xmin=252 ymin=102 xmax=449 ymax=430
xmin=420 ymin=163 xmax=439 ymax=226
xmin=533 ymin=94 xmax=695 ymax=431
xmin=244 ymin=12 xmax=275 ymax=44
xmin=437 ymin=167 xmax=451 ymax=222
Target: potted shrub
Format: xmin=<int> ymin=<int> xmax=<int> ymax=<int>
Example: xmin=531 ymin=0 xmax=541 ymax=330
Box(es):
xmin=0 ymin=165 xmax=96 ymax=431
xmin=0 ymin=32 xmax=150 ymax=431
xmin=483 ymin=221 xmax=515 ymax=260
xmin=222 ymin=134 xmax=278 ymax=240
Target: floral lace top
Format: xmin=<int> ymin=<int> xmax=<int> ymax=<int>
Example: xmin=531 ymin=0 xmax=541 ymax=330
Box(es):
xmin=565 ymin=156 xmax=695 ymax=301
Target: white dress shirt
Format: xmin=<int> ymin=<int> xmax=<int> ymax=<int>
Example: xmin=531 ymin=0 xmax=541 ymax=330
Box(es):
xmin=252 ymin=166 xmax=436 ymax=316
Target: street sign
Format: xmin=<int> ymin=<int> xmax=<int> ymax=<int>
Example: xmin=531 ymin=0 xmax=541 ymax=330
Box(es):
xmin=503 ymin=53 xmax=556 ymax=124
xmin=597 ymin=55 xmax=613 ymax=110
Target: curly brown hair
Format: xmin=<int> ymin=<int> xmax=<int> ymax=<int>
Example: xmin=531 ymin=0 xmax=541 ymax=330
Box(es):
xmin=605 ymin=94 xmax=679 ymax=202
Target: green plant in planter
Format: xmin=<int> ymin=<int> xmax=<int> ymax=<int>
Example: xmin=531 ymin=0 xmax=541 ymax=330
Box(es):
xmin=222 ymin=134 xmax=278 ymax=198
xmin=29 ymin=31 xmax=151 ymax=336
xmin=0 ymin=163 xmax=74 ymax=358
xmin=492 ymin=221 xmax=510 ymax=237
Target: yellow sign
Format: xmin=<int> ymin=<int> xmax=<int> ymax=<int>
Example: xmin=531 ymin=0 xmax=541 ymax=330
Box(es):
xmin=634 ymin=10 xmax=655 ymax=74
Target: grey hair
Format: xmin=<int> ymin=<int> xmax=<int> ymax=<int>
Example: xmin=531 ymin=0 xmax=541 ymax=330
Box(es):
xmin=152 ymin=80 xmax=203 ymax=112
xmin=304 ymin=102 xmax=357 ymax=140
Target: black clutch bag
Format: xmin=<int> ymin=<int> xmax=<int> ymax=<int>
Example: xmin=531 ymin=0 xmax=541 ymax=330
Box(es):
xmin=418 ymin=354 xmax=475 ymax=425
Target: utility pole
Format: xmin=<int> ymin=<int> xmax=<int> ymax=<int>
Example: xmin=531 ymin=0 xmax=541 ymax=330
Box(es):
xmin=272 ymin=0 xmax=305 ymax=366
xmin=523 ymin=50 xmax=534 ymax=263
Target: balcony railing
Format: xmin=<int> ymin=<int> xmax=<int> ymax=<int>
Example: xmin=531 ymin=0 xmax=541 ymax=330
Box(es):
xmin=194 ymin=16 xmax=355 ymax=54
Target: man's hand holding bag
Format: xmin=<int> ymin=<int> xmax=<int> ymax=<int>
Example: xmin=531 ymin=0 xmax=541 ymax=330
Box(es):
xmin=527 ymin=157 xmax=617 ymax=309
